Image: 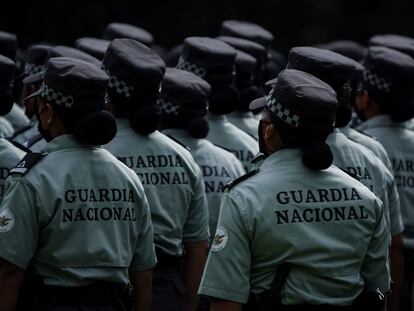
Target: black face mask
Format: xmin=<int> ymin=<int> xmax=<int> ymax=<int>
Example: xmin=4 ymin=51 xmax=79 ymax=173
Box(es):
xmin=35 ymin=104 xmax=53 ymax=142
xmin=258 ymin=120 xmax=270 ymax=156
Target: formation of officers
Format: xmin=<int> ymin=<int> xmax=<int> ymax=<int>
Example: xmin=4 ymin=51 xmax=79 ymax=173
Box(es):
xmin=0 ymin=20 xmax=413 ymax=311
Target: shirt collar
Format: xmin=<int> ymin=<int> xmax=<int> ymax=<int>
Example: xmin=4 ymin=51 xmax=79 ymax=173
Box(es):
xmin=42 ymin=134 xmax=89 ymax=153
xmin=260 ymin=148 xmax=302 ymax=171
xmin=357 ymin=115 xmax=393 ymax=132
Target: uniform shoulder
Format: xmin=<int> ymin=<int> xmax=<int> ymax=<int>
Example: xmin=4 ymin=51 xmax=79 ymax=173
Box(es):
xmin=351 ymin=128 xmax=378 ymax=141
xmin=9 ymin=152 xmax=45 ymax=176
xmin=163 ymin=134 xmax=191 ymax=152
xmin=223 ymin=169 xmax=259 ymax=191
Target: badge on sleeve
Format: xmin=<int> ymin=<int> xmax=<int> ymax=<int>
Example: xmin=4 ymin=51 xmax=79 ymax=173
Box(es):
xmin=0 ymin=209 xmax=15 ymax=233
xmin=211 ymin=226 xmax=228 ymax=252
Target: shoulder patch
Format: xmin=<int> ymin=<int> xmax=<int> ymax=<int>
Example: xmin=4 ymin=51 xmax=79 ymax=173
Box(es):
xmin=339 ymin=168 xmax=361 ymax=181
xmin=223 ymin=169 xmax=259 ymax=191
xmin=9 ymin=152 xmax=44 ymax=175
xmin=165 ymin=134 xmax=191 ymax=152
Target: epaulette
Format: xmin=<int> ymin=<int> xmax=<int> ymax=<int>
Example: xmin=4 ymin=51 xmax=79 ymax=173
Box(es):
xmin=339 ymin=168 xmax=361 ymax=181
xmin=251 ymin=152 xmax=266 ymax=164
xmin=9 ymin=140 xmax=32 ymax=153
xmin=165 ymin=134 xmax=191 ymax=152
xmin=9 ymin=152 xmax=44 ymax=175
xmin=223 ymin=169 xmax=259 ymax=191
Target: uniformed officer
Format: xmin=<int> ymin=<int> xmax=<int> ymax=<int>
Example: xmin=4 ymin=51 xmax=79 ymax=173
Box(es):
xmin=225 ymin=50 xmax=260 ymax=140
xmin=0 ymin=57 xmax=156 ymax=311
xmin=0 ymin=55 xmax=25 ymax=201
xmin=287 ymin=46 xmax=404 ymax=310
xmin=355 ymin=45 xmax=414 ymax=311
xmin=177 ymin=37 xmax=258 ymax=171
xmin=21 ymin=45 xmax=101 ymax=152
xmin=74 ymin=37 xmax=110 ymax=60
xmin=198 ymin=69 xmax=390 ymax=310
xmin=102 ymin=39 xmax=209 ymax=311
xmin=158 ymin=67 xmax=245 ymax=239
xmin=10 ymin=44 xmax=51 ymax=145
xmin=103 ymin=22 xmax=154 ymax=47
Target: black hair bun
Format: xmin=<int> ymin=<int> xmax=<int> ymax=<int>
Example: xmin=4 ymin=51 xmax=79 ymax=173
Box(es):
xmin=0 ymin=89 xmax=14 ymax=116
xmin=74 ymin=110 xmax=117 ymax=145
xmin=188 ymin=116 xmax=209 ymax=138
xmin=209 ymin=84 xmax=240 ymax=115
xmin=239 ymin=85 xmax=261 ymax=112
xmin=129 ymin=104 xmax=159 ymax=135
xmin=301 ymin=141 xmax=333 ymax=171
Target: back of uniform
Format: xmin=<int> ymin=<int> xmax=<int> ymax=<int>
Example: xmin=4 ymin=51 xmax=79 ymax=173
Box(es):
xmin=105 ymin=121 xmax=209 ymax=255
xmin=0 ymin=138 xmax=25 ymax=201
xmin=164 ymin=128 xmax=245 ymax=237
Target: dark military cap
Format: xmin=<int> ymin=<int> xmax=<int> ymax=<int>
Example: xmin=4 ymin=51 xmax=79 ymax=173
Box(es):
xmin=21 ymin=44 xmax=52 ymax=83
xmin=23 ymin=45 xmax=101 ymax=85
xmin=250 ymin=69 xmax=338 ymax=131
xmin=235 ymin=50 xmax=257 ymax=85
xmin=316 ymin=40 xmax=367 ymax=62
xmin=75 ymin=37 xmax=110 ymax=60
xmin=0 ymin=54 xmax=15 ymax=115
xmin=287 ymin=47 xmax=362 ymax=89
xmin=221 ymin=20 xmax=274 ymax=47
xmin=362 ymin=46 xmax=414 ymax=100
xmin=103 ymin=23 xmax=153 ymax=47
xmin=217 ymin=36 xmax=267 ymax=62
xmin=102 ymin=38 xmax=165 ymax=99
xmin=177 ymin=37 xmax=236 ymax=84
xmin=0 ymin=31 xmax=17 ymax=60
xmin=369 ymin=34 xmax=414 ymax=59
xmin=158 ymin=68 xmax=211 ymax=117
xmin=25 ymin=57 xmax=109 ymax=109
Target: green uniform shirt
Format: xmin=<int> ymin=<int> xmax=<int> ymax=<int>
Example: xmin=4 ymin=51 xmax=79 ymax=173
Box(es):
xmin=227 ymin=111 xmax=259 ymax=140
xmin=163 ymin=128 xmax=245 ymax=238
xmin=207 ymin=114 xmax=258 ymax=171
xmin=105 ymin=119 xmax=209 ymax=256
xmin=0 ymin=116 xmax=13 ymax=138
xmin=0 ymin=138 xmax=25 ymax=202
xmin=5 ymin=104 xmax=29 ymax=132
xmin=359 ymin=115 xmax=414 ymax=248
xmin=340 ymin=125 xmax=393 ymax=172
xmin=327 ymin=130 xmax=403 ymax=237
xmin=0 ymin=135 xmax=156 ymax=286
xmin=199 ymin=149 xmax=390 ymax=305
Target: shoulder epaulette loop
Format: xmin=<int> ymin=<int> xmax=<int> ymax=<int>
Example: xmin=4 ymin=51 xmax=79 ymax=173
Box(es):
xmin=223 ymin=169 xmax=259 ymax=192
xmin=9 ymin=152 xmax=44 ymax=175
xmin=165 ymin=134 xmax=191 ymax=152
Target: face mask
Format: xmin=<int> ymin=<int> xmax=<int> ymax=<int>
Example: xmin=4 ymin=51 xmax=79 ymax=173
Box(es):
xmin=35 ymin=104 xmax=53 ymax=142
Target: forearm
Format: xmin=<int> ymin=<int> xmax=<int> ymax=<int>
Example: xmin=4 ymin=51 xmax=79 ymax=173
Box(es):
xmin=389 ymin=234 xmax=404 ymax=311
xmin=0 ymin=259 xmax=24 ymax=311
xmin=183 ymin=240 xmax=209 ymax=311
xmin=210 ymin=297 xmax=242 ymax=311
xmin=131 ymin=269 xmax=152 ymax=311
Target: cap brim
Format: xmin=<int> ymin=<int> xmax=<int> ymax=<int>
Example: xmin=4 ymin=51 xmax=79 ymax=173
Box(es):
xmin=23 ymin=88 xmax=42 ymax=102
xmin=22 ymin=72 xmax=43 ymax=85
xmin=249 ymin=96 xmax=266 ymax=110
xmin=265 ymin=77 xmax=278 ymax=86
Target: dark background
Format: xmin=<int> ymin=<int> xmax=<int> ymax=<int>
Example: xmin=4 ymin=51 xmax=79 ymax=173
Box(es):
xmin=3 ymin=0 xmax=414 ymax=55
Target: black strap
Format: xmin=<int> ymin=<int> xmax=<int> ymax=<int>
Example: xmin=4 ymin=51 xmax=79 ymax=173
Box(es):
xmin=9 ymin=152 xmax=43 ymax=175
xmin=9 ymin=140 xmax=32 ymax=153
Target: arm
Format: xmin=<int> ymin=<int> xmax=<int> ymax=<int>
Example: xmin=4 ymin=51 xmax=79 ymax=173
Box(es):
xmin=0 ymin=258 xmax=24 ymax=311
xmin=131 ymin=269 xmax=152 ymax=311
xmin=389 ymin=234 xmax=404 ymax=311
xmin=183 ymin=240 xmax=209 ymax=311
xmin=210 ymin=297 xmax=242 ymax=311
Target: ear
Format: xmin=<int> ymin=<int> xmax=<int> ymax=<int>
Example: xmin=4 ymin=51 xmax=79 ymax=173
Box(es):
xmin=355 ymin=90 xmax=370 ymax=110
xmin=264 ymin=122 xmax=275 ymax=141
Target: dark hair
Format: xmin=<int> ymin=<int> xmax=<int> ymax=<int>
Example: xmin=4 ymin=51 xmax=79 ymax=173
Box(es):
xmin=208 ymin=84 xmax=240 ymax=115
xmin=108 ymin=87 xmax=160 ymax=135
xmin=238 ymin=85 xmax=261 ymax=112
xmin=269 ymin=110 xmax=333 ymax=170
xmin=0 ymin=87 xmax=14 ymax=116
xmin=161 ymin=110 xmax=209 ymax=139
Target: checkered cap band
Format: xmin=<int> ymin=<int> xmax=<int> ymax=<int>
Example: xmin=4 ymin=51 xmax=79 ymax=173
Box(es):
xmin=176 ymin=56 xmax=207 ymax=78
xmin=102 ymin=67 xmax=134 ymax=98
xmin=24 ymin=63 xmax=44 ymax=76
xmin=157 ymin=98 xmax=180 ymax=116
xmin=266 ymin=89 xmax=300 ymax=128
xmin=39 ymin=83 xmax=74 ymax=108
xmin=363 ymin=70 xmax=392 ymax=93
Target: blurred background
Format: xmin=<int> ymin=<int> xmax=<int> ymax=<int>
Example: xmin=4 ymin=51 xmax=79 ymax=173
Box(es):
xmin=3 ymin=0 xmax=414 ymax=54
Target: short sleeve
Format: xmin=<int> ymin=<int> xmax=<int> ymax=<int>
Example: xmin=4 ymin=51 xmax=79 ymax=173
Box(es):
xmin=130 ymin=191 xmax=157 ymax=271
xmin=0 ymin=177 xmax=39 ymax=269
xmin=198 ymin=192 xmax=251 ymax=304
xmin=360 ymin=197 xmax=390 ymax=292
xmin=183 ymin=167 xmax=209 ymax=242
xmin=385 ymin=172 xmax=404 ymax=236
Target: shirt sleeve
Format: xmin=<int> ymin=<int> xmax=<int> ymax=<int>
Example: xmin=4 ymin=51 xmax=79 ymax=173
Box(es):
xmin=384 ymin=171 xmax=404 ymax=236
xmin=0 ymin=177 xmax=39 ymax=269
xmin=360 ymin=197 xmax=390 ymax=293
xmin=198 ymin=192 xmax=251 ymax=304
xmin=183 ymin=167 xmax=209 ymax=242
xmin=130 ymin=190 xmax=157 ymax=271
